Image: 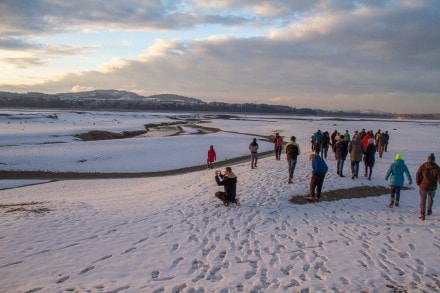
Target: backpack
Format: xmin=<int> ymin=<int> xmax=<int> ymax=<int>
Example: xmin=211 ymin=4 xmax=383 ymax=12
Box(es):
xmin=275 ymin=137 xmax=283 ymax=147
xmin=286 ymin=144 xmax=298 ymax=156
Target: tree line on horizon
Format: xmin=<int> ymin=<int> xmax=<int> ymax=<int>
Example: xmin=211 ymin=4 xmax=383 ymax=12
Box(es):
xmin=0 ymin=90 xmax=438 ymax=120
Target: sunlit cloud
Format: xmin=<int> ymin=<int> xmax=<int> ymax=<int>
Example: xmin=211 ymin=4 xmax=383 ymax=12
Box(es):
xmin=71 ymin=85 xmax=95 ymax=92
xmin=97 ymin=58 xmax=130 ymax=73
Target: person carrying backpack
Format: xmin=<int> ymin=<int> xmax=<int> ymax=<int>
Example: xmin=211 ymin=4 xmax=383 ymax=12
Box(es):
xmin=274 ymin=133 xmax=283 ymax=160
xmin=285 ymin=136 xmax=300 ymax=183
xmin=308 ymin=153 xmax=328 ymax=202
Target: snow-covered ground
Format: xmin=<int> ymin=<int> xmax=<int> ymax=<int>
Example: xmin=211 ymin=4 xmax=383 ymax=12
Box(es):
xmin=0 ymin=110 xmax=439 ymax=292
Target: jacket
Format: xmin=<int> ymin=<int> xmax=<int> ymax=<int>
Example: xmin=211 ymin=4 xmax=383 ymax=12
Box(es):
xmin=249 ymin=142 xmax=259 ymax=153
xmin=348 ymin=138 xmax=364 ymax=162
xmin=335 ymin=139 xmax=349 ymax=160
xmin=385 ymin=159 xmax=413 ymax=187
xmin=312 ymin=155 xmax=328 ymax=175
xmin=207 ymin=147 xmax=216 ymax=162
xmin=215 ymin=172 xmax=237 ymax=200
xmin=363 ymin=144 xmax=376 ymax=167
xmin=285 ymin=141 xmax=300 ymax=161
xmin=416 ymin=162 xmax=440 ymax=191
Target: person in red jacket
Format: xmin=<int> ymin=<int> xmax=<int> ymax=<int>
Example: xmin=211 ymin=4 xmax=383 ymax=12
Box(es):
xmin=207 ymin=145 xmax=216 ymax=169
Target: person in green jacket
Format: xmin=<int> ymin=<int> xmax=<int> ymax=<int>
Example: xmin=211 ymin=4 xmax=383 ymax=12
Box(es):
xmin=385 ymin=153 xmax=412 ymax=208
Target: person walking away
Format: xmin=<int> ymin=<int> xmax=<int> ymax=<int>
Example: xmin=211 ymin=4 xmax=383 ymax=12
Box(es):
xmin=285 ymin=136 xmax=300 ymax=183
xmin=362 ymin=130 xmax=373 ymax=149
xmin=215 ymin=167 xmax=239 ymax=206
xmin=207 ymin=145 xmax=216 ymax=169
xmin=363 ymin=138 xmax=376 ymax=180
xmin=335 ymin=135 xmax=349 ymax=177
xmin=249 ymin=138 xmax=259 ymax=169
xmin=348 ymin=132 xmax=364 ymax=179
xmin=313 ymin=130 xmax=323 ymax=154
xmin=308 ymin=153 xmax=328 ymax=202
xmin=343 ymin=130 xmax=351 ymax=143
xmin=320 ymin=131 xmax=330 ymax=159
xmin=416 ymin=153 xmax=440 ymax=221
xmin=377 ymin=133 xmax=386 ymax=158
xmin=375 ymin=130 xmax=382 ymax=149
xmin=385 ymin=153 xmax=412 ymax=208
xmin=330 ymin=130 xmax=338 ymax=156
xmin=273 ymin=133 xmax=283 ymax=160
xmin=383 ymin=131 xmax=390 ymax=152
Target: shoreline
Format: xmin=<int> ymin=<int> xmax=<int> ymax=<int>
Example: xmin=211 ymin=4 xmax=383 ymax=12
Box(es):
xmin=0 ymin=151 xmax=274 ymax=180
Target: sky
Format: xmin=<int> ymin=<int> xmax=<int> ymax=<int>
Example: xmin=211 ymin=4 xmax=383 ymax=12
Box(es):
xmin=0 ymin=0 xmax=439 ymax=114
xmin=1 ymin=110 xmax=439 ymax=292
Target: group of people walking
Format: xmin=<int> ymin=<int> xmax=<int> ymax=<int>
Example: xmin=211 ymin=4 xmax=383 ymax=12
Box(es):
xmin=314 ymin=129 xmax=390 ymax=180
xmin=209 ymin=131 xmax=439 ymax=221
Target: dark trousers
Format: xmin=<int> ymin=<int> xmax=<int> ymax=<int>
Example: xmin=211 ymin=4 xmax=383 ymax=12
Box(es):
xmin=310 ymin=173 xmax=325 ymax=199
xmin=275 ymin=147 xmax=282 ymax=160
xmin=337 ymin=159 xmax=345 ymax=175
xmin=364 ymin=164 xmax=373 ymax=179
xmin=390 ymin=186 xmax=401 ymax=203
xmin=351 ymin=161 xmax=360 ymax=177
xmin=288 ymin=159 xmax=297 ymax=179
xmin=215 ymin=191 xmax=236 ymax=203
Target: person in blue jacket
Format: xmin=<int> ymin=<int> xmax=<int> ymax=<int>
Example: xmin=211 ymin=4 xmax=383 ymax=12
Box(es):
xmin=308 ymin=153 xmax=328 ymax=202
xmin=385 ymin=153 xmax=412 ymax=208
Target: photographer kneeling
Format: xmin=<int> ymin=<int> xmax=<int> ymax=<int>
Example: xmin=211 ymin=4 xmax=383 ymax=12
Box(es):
xmin=214 ymin=167 xmax=239 ymax=206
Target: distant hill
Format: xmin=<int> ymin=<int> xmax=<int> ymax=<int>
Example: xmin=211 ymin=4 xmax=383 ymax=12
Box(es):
xmin=58 ymin=89 xmax=145 ymax=100
xmin=147 ymin=94 xmax=205 ymax=104
xmin=0 ymin=89 xmax=438 ymax=119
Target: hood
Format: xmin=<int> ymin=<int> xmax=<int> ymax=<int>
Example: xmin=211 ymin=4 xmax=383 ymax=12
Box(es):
xmin=225 ymin=172 xmax=237 ymax=179
xmin=425 ymin=162 xmax=439 ymax=169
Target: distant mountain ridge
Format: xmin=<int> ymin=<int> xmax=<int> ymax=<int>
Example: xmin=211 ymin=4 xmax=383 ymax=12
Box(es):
xmin=0 ymin=89 xmax=438 ymax=119
xmin=57 ymin=90 xmax=205 ymax=104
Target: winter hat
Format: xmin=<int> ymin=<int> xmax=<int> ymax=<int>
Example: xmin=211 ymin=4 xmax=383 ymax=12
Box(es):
xmin=428 ymin=153 xmax=435 ymax=162
xmin=395 ymin=153 xmax=402 ymax=160
xmin=291 ymin=136 xmax=296 ymax=141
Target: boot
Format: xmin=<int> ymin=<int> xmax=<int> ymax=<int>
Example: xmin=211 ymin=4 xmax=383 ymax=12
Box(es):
xmin=389 ymin=200 xmax=394 ymax=208
xmin=419 ymin=213 xmax=425 ymax=221
xmin=427 ymin=210 xmax=432 ymax=216
xmin=394 ymin=201 xmax=399 ymax=207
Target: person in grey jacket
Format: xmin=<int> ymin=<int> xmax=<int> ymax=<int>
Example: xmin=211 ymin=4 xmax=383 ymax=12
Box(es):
xmin=348 ymin=132 xmax=365 ymax=180
xmin=249 ymin=138 xmax=259 ymax=169
xmin=385 ymin=153 xmax=412 ymax=208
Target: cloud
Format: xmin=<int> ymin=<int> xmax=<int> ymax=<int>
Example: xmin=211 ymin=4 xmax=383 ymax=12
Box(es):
xmin=0 ymin=57 xmax=45 ymax=68
xmin=0 ymin=0 xmax=439 ymax=113
xmin=70 ymin=85 xmax=95 ymax=92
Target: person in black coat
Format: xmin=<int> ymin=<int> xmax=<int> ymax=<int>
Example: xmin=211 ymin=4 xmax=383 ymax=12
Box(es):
xmin=363 ymin=138 xmax=376 ymax=180
xmin=335 ymin=135 xmax=349 ymax=177
xmin=215 ymin=167 xmax=239 ymax=206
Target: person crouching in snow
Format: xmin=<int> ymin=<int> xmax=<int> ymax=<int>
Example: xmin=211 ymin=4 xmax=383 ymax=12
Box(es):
xmin=215 ymin=167 xmax=239 ymax=206
xmin=207 ymin=145 xmax=216 ymax=169
xmin=385 ymin=153 xmax=412 ymax=208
